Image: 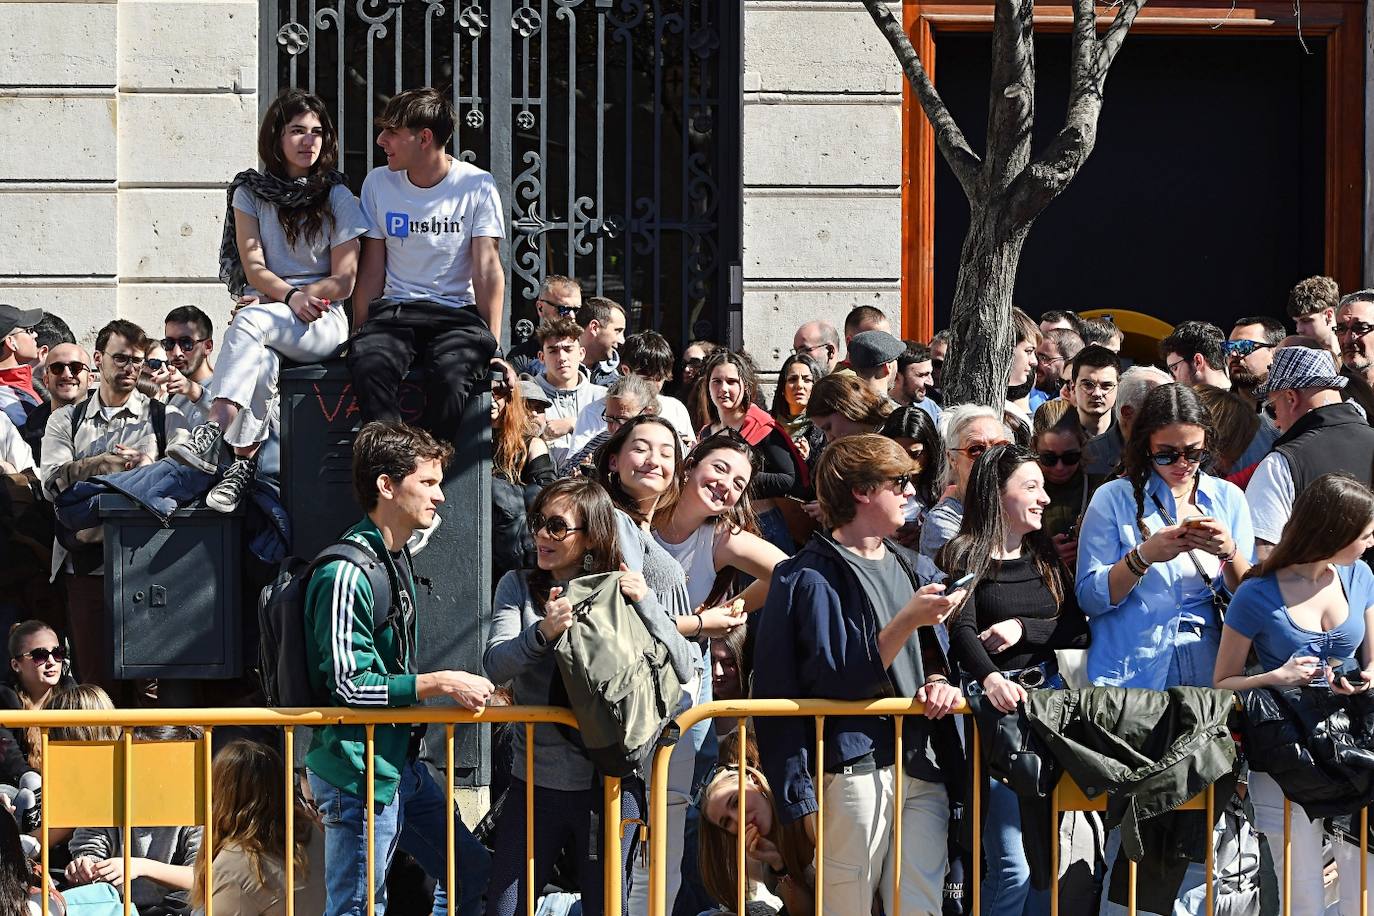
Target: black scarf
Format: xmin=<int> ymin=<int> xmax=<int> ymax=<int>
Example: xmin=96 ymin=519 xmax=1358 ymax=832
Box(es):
xmin=218 ymin=168 xmax=347 ymax=297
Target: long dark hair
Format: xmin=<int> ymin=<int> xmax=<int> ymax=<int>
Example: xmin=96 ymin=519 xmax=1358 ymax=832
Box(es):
xmin=700 ymin=350 xmax=761 ymax=427
xmin=771 ymin=353 xmax=824 ymax=421
xmin=593 ymin=415 xmax=683 ymax=525
xmin=1248 ymin=473 xmax=1374 ymax=579
xmin=1122 ymin=383 xmax=1214 ymax=540
xmin=0 ymin=807 xmax=36 ymax=915
xmin=526 ymin=478 xmax=625 ymax=605
xmin=258 ymin=88 xmax=340 ymax=248
xmin=939 ymin=444 xmax=1065 ymax=608
xmin=880 ymin=404 xmax=944 ymax=509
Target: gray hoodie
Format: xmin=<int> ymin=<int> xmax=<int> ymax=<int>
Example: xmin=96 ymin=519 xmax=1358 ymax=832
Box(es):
xmin=535 ymin=368 xmax=606 ymax=468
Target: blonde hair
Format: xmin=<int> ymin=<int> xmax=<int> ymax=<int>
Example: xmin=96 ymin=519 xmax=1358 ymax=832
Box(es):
xmin=45 ymin=684 xmax=120 ymax=742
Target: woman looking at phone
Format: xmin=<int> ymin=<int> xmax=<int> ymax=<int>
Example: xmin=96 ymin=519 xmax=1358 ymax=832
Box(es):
xmin=1214 ymin=472 xmax=1374 ymax=914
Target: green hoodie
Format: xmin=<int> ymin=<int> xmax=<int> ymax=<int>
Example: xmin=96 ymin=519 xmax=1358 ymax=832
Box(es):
xmin=303 ymin=517 xmax=419 ymax=806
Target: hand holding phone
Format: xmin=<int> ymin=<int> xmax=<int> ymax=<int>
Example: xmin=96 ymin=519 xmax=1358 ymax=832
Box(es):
xmin=952 ymin=572 xmax=975 ymax=589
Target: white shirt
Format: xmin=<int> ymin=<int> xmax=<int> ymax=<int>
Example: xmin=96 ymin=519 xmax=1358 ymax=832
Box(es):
xmin=1245 ymin=451 xmax=1295 ymax=544
xmin=656 ymin=394 xmax=696 ymax=450
xmin=360 ymin=158 xmax=505 ymax=308
xmin=0 ymin=410 xmax=33 ymax=473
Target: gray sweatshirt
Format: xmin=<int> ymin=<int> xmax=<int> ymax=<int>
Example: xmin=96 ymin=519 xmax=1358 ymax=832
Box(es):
xmin=69 ymin=825 xmax=201 ymax=909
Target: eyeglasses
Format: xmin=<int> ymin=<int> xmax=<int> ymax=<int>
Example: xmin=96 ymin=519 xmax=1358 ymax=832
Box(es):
xmin=101 ymin=352 xmax=145 ymax=368
xmin=792 ymin=343 xmax=831 ymax=357
xmin=9 ymin=326 xmax=37 ymax=338
xmin=1037 ymin=353 xmax=1064 ymax=365
xmin=46 ymin=361 xmax=88 ymax=377
xmin=1037 ymin=449 xmax=1082 ymax=467
xmin=1263 ymin=400 xmax=1279 ymax=420
xmin=528 ymin=513 xmax=583 ymax=541
xmin=13 ymin=646 xmax=65 ymax=664
xmin=951 ymin=441 xmax=1009 ymax=461
xmin=1165 ymin=357 xmax=1190 ymax=377
xmin=1222 ymin=339 xmax=1273 ymax=359
xmin=143 ymin=358 xmax=167 ymax=372
xmin=1149 ymin=446 xmax=1210 ymax=467
xmin=602 ymin=411 xmax=639 ymax=427
xmin=537 ymin=298 xmax=579 ymax=317
xmin=160 ymin=336 xmax=205 ymax=353
xmin=1335 ymin=321 xmax=1374 ymax=338
xmin=1076 ymin=380 xmax=1117 ymax=393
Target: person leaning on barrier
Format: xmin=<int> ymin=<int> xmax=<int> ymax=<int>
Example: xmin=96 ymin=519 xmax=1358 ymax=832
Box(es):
xmin=1214 ymin=472 xmax=1374 ymax=916
xmin=302 ymin=420 xmax=493 ymax=916
xmin=752 ymin=433 xmax=969 ymax=916
xmin=940 ymin=444 xmax=1090 ymax=915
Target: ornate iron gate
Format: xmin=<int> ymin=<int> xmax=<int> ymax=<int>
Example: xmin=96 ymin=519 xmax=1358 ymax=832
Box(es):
xmin=260 ymin=0 xmax=744 ymax=350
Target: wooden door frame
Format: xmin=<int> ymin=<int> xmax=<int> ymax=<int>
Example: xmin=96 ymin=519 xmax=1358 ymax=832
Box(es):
xmin=900 ymin=0 xmax=1367 ymax=340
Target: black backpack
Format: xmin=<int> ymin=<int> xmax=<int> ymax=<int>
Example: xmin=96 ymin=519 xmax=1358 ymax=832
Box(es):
xmin=257 ymin=539 xmax=396 ymax=707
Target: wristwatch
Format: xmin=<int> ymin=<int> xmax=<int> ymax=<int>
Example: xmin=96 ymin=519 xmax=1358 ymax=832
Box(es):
xmin=533 ymin=626 xmax=548 ymax=648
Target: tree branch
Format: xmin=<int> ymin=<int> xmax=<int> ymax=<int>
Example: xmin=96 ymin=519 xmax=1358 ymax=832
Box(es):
xmin=982 ymin=0 xmax=1037 ymax=198
xmin=859 ymin=0 xmax=982 ymax=200
xmin=1100 ymin=0 xmax=1147 ymax=68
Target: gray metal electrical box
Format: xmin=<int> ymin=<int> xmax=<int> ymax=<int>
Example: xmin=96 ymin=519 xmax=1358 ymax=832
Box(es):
xmin=279 ymin=360 xmax=493 ymax=786
xmin=100 ymin=495 xmax=242 ymax=680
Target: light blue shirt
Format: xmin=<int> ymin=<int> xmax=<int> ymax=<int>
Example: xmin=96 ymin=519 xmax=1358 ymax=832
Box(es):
xmin=1075 ymin=471 xmax=1255 ymax=689
xmin=914 ymin=397 xmax=943 ymax=425
xmin=1226 ymin=562 xmax=1374 ymax=674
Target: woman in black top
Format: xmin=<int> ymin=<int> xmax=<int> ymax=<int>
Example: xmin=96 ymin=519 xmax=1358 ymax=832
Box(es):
xmin=939 ymin=444 xmax=1090 ymax=916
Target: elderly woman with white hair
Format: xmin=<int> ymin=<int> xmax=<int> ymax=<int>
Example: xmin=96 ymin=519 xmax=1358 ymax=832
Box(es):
xmin=918 ymin=404 xmax=1014 ymax=563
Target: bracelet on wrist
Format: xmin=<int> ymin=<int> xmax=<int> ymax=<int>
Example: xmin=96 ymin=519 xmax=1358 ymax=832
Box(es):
xmin=690 ymin=613 xmax=704 ymax=639
xmin=286 ymin=286 xmax=304 ymax=306
xmin=1124 ymin=547 xmax=1150 ymax=577
xmin=1219 ymin=542 xmax=1238 ymax=564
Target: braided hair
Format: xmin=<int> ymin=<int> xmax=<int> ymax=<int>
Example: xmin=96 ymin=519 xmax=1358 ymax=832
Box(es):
xmin=1120 ymin=384 xmax=1214 ymax=541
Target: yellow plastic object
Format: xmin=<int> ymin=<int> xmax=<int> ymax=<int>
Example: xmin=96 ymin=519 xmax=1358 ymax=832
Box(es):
xmin=44 ymin=739 xmax=207 ymax=829
xmin=1080 ymin=307 xmax=1175 ymax=368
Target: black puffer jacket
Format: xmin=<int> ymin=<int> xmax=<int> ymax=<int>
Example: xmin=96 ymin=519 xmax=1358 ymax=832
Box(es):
xmin=1239 ymin=685 xmax=1374 ymax=817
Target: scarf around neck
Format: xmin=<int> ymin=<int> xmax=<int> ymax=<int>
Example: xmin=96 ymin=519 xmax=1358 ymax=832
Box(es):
xmin=218 ymin=168 xmax=347 ymax=297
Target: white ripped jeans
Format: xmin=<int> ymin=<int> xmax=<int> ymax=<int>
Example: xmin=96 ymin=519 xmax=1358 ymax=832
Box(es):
xmin=212 ymin=300 xmax=348 ymax=448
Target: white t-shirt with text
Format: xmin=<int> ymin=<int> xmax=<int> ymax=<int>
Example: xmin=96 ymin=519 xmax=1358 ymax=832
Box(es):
xmin=360 ymin=158 xmax=505 ymax=308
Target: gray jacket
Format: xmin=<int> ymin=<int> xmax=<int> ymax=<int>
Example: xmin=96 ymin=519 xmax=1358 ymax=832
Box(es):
xmin=69 ymin=825 xmax=202 ymax=909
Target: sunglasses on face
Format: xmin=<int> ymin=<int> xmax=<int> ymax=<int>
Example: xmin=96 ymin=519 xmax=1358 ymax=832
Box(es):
xmin=1336 ymin=321 xmax=1374 ymax=338
xmin=886 ymin=473 xmax=915 ymax=492
xmin=1263 ymin=400 xmax=1279 ymax=420
xmin=13 ymin=646 xmax=65 ymax=664
xmin=46 ymin=361 xmax=88 ymax=377
xmin=160 ymin=336 xmax=204 ymax=353
xmin=537 ymin=298 xmax=579 ymax=317
xmin=1149 ymin=446 xmax=1209 ymax=467
xmin=143 ymin=358 xmax=167 ymax=372
xmin=527 ymin=513 xmax=583 ymax=541
xmin=1222 ymin=339 xmax=1273 ymax=358
xmin=1037 ymin=449 xmax=1082 ymax=467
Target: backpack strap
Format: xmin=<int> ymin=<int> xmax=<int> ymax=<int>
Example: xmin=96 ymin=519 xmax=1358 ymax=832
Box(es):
xmin=68 ymin=393 xmax=93 ymax=439
xmin=310 ymin=540 xmax=393 ymax=632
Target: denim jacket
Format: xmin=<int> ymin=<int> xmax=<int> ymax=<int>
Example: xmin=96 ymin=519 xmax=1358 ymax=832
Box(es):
xmin=1075 ymin=472 xmax=1255 ymax=690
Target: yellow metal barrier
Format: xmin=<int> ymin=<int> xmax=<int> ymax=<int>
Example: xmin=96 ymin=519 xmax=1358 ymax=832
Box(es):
xmin=3 ymin=705 xmax=622 ymax=916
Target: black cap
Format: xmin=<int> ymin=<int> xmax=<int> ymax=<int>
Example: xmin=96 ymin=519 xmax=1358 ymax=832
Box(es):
xmin=0 ymin=305 xmax=42 ymax=340
xmin=847 ymin=330 xmax=906 ymax=370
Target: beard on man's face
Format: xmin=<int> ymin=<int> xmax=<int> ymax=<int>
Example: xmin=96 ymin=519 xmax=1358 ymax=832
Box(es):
xmin=1228 ymin=363 xmax=1263 ymax=392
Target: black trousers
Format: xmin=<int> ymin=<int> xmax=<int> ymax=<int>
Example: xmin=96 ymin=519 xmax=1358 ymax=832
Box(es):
xmin=347 ymin=299 xmax=498 ymax=443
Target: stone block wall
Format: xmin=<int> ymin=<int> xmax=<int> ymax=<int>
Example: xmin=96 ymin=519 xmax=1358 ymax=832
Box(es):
xmin=0 ymin=0 xmax=257 ymax=347
xmin=741 ymin=0 xmax=905 ymax=372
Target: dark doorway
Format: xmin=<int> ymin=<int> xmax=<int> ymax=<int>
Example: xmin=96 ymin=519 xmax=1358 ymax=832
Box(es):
xmin=932 ymin=33 xmax=1327 ymax=331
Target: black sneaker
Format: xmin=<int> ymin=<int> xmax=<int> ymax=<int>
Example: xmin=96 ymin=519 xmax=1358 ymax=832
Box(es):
xmin=206 ymin=456 xmax=255 ymax=513
xmin=168 ymin=421 xmax=224 ymax=474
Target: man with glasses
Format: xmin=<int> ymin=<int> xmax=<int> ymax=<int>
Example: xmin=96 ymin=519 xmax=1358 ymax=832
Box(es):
xmin=1160 ymin=321 xmax=1231 ymax=389
xmin=157 ymin=306 xmax=215 ymax=427
xmin=1038 ymin=327 xmax=1083 ymax=399
xmin=1335 ymin=291 xmax=1374 ymax=393
xmin=37 ymin=319 xmax=189 ymax=697
xmin=791 ymin=320 xmax=842 ymax=375
xmin=1226 ymin=316 xmax=1285 ymax=410
xmin=561 ymin=374 xmax=659 ymax=478
xmin=1067 ymin=346 xmax=1121 ymax=440
xmin=22 ymin=343 xmax=93 ymax=463
xmin=508 ymin=274 xmax=582 ymax=375
xmin=1246 ymin=346 xmax=1374 ymax=560
xmin=754 ymin=433 xmax=966 ymax=916
xmin=0 ymin=305 xmax=44 ymax=429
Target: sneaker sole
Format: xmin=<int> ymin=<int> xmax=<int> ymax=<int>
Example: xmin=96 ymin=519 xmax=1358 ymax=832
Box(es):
xmin=168 ymin=442 xmax=220 ymax=475
xmin=205 ymin=494 xmax=240 ymax=513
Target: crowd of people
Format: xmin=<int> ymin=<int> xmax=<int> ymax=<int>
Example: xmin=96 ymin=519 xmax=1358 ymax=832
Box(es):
xmin=2 ymin=82 xmax=1374 ymax=916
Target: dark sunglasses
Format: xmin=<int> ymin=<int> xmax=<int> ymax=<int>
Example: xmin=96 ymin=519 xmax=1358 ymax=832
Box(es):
xmin=160 ymin=336 xmax=205 ymax=353
xmin=528 ymin=513 xmax=583 ymax=541
xmin=887 ymin=473 xmax=915 ymax=491
xmin=1335 ymin=321 xmax=1374 ymax=338
xmin=1149 ymin=446 xmax=1209 ymax=467
xmin=952 ymin=441 xmax=1008 ymax=461
xmin=13 ymin=646 xmax=66 ymax=664
xmin=682 ymin=357 xmax=705 ymax=371
xmin=537 ymin=298 xmax=579 ymax=317
xmin=1037 ymin=449 xmax=1082 ymax=467
xmin=1222 ymin=340 xmax=1273 ymax=359
xmin=143 ymin=358 xmax=167 ymax=372
xmin=46 ymin=361 xmax=88 ymax=377
xmin=1263 ymin=400 xmax=1278 ymax=420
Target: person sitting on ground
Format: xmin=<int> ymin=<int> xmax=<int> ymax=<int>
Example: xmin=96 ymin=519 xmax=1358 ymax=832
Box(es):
xmin=191 ymin=739 xmax=326 ymax=916
xmin=66 ymin=725 xmax=204 ymax=915
xmin=942 ymin=443 xmax=1089 ymax=915
xmin=533 ymin=317 xmax=607 ymax=469
xmin=753 ymin=434 xmax=966 ymax=916
xmin=303 ymin=421 xmax=493 ymax=916
xmin=770 ymin=352 xmax=825 ymax=465
xmin=1032 ymin=401 xmax=1105 ymax=571
xmin=577 ymin=296 xmax=627 ymax=387
xmin=696 ymin=730 xmax=814 ymax=916
xmin=1191 ymin=384 xmax=1276 ymax=488
xmin=1214 ymin=472 xmax=1374 ymax=916
xmin=699 ymin=350 xmax=807 ymax=553
xmin=919 ymin=405 xmax=1012 ymax=563
xmin=617 ymin=330 xmax=695 ymax=449
xmin=485 ymin=477 xmax=673 ymax=916
xmin=174 ymin=89 xmax=367 ymax=513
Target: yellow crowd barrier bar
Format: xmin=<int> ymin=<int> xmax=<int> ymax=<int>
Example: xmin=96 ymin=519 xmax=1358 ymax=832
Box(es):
xmin=735 ymin=717 xmax=747 ymax=916
xmin=284 ymin=725 xmax=295 ymax=916
xmin=122 ymin=729 xmax=132 ymax=916
xmin=525 ymin=722 xmax=535 ymax=916
xmin=445 ymin=722 xmax=456 ymax=916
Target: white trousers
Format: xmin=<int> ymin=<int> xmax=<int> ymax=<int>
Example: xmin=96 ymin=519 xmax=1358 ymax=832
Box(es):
xmin=820 ymin=766 xmax=949 ymax=916
xmin=213 ymin=301 xmax=348 ymax=448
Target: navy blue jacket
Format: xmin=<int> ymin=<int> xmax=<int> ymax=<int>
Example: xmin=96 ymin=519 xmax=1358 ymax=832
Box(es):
xmin=753 ymin=531 xmax=962 ymax=825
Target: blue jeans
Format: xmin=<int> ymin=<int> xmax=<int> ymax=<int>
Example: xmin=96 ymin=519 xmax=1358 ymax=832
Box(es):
xmin=755 ymin=506 xmax=794 ymax=555
xmin=309 ymin=759 xmax=491 ymax=916
xmin=981 ymin=778 xmax=1050 ymax=916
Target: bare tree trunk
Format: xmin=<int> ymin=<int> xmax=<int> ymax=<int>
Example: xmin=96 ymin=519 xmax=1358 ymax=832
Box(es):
xmin=944 ymin=210 xmax=1028 ymax=407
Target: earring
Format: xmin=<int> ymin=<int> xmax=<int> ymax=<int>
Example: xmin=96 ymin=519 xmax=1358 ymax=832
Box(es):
xmin=582 ymin=552 xmax=594 ymax=572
